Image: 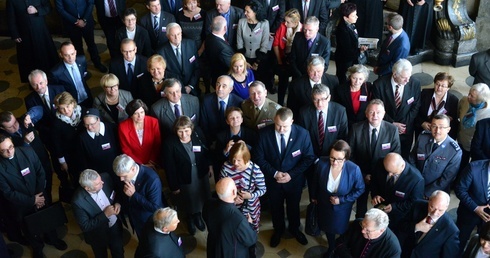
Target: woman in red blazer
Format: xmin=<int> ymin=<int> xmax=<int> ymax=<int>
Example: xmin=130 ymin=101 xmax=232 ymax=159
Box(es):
xmin=119 ymin=99 xmax=161 ymax=169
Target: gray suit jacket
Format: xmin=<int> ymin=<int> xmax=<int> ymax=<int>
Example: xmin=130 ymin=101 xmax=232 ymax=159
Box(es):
xmin=150 ymin=94 xmax=200 ymax=136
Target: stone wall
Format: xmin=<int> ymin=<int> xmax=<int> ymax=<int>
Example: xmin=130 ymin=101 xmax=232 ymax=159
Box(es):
xmin=476 ymin=0 xmax=490 ymax=51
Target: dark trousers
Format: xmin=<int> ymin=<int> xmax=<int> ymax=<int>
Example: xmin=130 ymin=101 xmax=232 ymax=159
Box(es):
xmin=64 ymin=20 xmax=101 ymax=64
xmin=98 ymin=15 xmax=124 ymax=59
xmin=400 ymin=132 xmax=414 ymax=160
xmin=90 ymin=220 xmax=124 ymax=258
xmin=275 ymin=64 xmax=291 ymax=106
xmin=269 ymin=183 xmax=303 ymax=233
xmin=456 ymin=208 xmax=483 ymax=253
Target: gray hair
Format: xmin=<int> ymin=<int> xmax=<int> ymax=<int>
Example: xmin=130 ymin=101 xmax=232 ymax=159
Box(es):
xmin=217 ymin=75 xmax=234 ymax=87
xmin=387 ymin=13 xmax=403 ymax=30
xmin=249 ymin=80 xmax=267 ymax=90
xmin=153 ymin=207 xmax=178 ymax=229
xmin=307 ymin=56 xmax=325 ymax=69
xmin=304 ymin=16 xmax=320 ymax=26
xmin=166 ymin=22 xmax=182 ymax=36
xmin=364 ymin=208 xmax=389 ymax=230
xmin=79 ymin=169 xmax=100 ymax=188
xmin=113 ymin=154 xmax=137 ymax=176
xmin=346 ymin=64 xmax=369 ymax=81
xmin=211 ymin=16 xmax=226 ymax=32
xmin=28 ymin=69 xmax=48 ymax=84
xmin=429 ymin=190 xmax=450 ymax=206
xmin=392 ymin=59 xmax=412 ymax=75
xmin=311 ymin=84 xmax=330 ymax=97
xmin=470 ymin=83 xmax=490 ymax=103
xmin=367 ymin=99 xmax=385 ymax=108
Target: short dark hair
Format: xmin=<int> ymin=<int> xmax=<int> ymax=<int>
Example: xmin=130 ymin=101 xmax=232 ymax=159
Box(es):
xmin=245 ymin=0 xmax=266 ymax=21
xmin=124 ymin=8 xmax=138 ymax=18
xmin=433 ymin=72 xmax=455 ymax=88
xmin=0 ymin=134 xmax=11 ymax=144
xmin=163 ymin=78 xmax=182 ymax=90
xmin=340 ymin=3 xmax=357 ymax=17
xmin=146 ymin=0 xmax=159 ymax=6
xmin=125 ymin=99 xmax=148 ymax=116
xmin=173 ymin=116 xmax=194 ymax=133
xmin=225 ymin=106 xmax=243 ymax=119
xmin=0 ymin=111 xmax=14 ymax=125
xmin=330 ymin=140 xmax=351 ymax=160
xmin=480 ymin=222 xmax=490 ymax=241
xmin=275 ymin=107 xmax=293 ymax=121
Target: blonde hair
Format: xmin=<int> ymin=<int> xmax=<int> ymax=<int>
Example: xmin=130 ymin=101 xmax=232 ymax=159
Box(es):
xmin=229 ymin=53 xmax=248 ymax=76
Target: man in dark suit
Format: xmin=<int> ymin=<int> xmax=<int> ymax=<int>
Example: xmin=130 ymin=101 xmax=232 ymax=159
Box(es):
xmin=263 ymin=0 xmax=285 ymax=34
xmin=113 ymin=154 xmax=163 ymax=239
xmin=469 ymin=48 xmax=490 ymax=85
xmin=161 ymin=0 xmax=182 ymax=16
xmin=371 ymin=153 xmax=424 ymax=232
xmin=409 ymin=114 xmax=461 ymax=198
xmin=288 ymin=56 xmax=339 ymax=119
xmin=205 ymin=16 xmax=235 ymax=86
xmin=157 ymin=23 xmax=200 ymax=96
xmin=374 ymin=13 xmax=410 ymax=77
xmin=94 ymin=0 xmax=125 ymax=58
xmin=71 ymin=170 xmax=124 ymax=258
xmin=203 ymin=177 xmax=257 ymax=258
xmin=0 ymin=135 xmax=67 ymax=258
xmin=135 ymin=208 xmax=184 ymax=258
xmin=455 ymin=159 xmax=490 ymax=253
xmin=109 ymin=39 xmax=148 ymax=97
xmin=254 ymin=107 xmax=315 ymax=247
xmin=286 ymin=0 xmax=329 ymax=35
xmin=373 ymin=58 xmax=421 ymax=159
xmin=298 ymin=84 xmax=348 ymax=197
xmin=50 ymin=42 xmax=94 ymax=108
xmin=55 ymin=0 xmax=106 ymax=72
xmin=349 ymin=99 xmax=401 ymax=218
xmin=289 ymin=16 xmax=331 ymax=79
xmin=150 ymin=78 xmax=200 ymax=137
xmin=397 ymin=190 xmax=460 ymax=258
xmin=471 ymin=118 xmax=490 ymax=160
xmin=205 ymin=0 xmax=244 ymax=50
xmin=140 ymin=0 xmax=176 ymax=51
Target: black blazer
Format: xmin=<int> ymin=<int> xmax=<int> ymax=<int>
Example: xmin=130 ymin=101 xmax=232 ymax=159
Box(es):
xmin=200 ymin=92 xmax=244 ymax=141
xmin=471 ymin=118 xmax=490 ymax=160
xmin=50 ymin=56 xmax=93 ymax=107
xmin=94 ymin=0 xmax=125 ymax=20
xmin=262 ymin=0 xmax=285 ymax=33
xmin=298 ymin=102 xmax=348 ymax=157
xmin=157 ymin=38 xmax=200 ymax=93
xmin=334 ymin=20 xmax=359 ymax=67
xmin=215 ymin=126 xmax=257 ymax=171
xmin=205 ymin=6 xmax=245 ymax=49
xmin=289 ymin=32 xmax=331 ymax=78
xmin=161 ymin=0 xmax=183 ymax=16
xmin=115 ymin=25 xmax=154 ymax=58
xmin=135 ymin=217 xmax=185 ymax=258
xmin=162 ymin=128 xmax=210 ymax=191
xmin=414 ymin=88 xmax=459 ymax=139
xmin=286 ymin=0 xmax=329 ymax=34
xmin=139 ymin=10 xmax=176 ymax=50
xmin=334 ymin=82 xmax=373 ymax=128
xmin=204 ymin=34 xmax=235 ymax=85
xmin=109 ymin=55 xmax=148 ymax=97
xmin=372 ymin=75 xmax=421 ymax=136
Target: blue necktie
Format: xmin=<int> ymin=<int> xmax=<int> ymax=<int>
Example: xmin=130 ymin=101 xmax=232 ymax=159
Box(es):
xmin=280 ymin=134 xmax=286 ymax=158
xmin=153 ymin=15 xmax=159 ymax=36
xmin=174 ymin=104 xmax=180 ymax=118
xmin=127 ymin=63 xmax=134 ymax=86
xmin=219 ymin=100 xmax=226 ymax=118
xmin=71 ymin=65 xmax=88 ymax=103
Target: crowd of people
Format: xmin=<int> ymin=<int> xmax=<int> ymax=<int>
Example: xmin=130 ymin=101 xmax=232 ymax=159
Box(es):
xmin=3 ymin=0 xmax=490 ymax=257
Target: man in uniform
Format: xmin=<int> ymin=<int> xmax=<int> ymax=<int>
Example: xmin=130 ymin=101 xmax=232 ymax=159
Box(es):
xmin=241 ymin=81 xmax=281 ymax=131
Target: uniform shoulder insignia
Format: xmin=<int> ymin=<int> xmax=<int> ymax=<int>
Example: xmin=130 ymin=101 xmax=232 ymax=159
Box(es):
xmin=421 ymin=130 xmax=431 ymax=135
xmin=450 ymin=141 xmax=460 ymax=151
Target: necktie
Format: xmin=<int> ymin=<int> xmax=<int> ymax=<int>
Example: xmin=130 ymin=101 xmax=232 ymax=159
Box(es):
xmin=108 ymin=0 xmax=117 ymax=17
xmin=219 ymin=100 xmax=226 ymax=118
xmin=280 ymin=134 xmax=286 ymax=157
xmin=71 ymin=65 xmax=88 ymax=102
xmin=318 ymin=111 xmax=325 ymax=151
xmin=127 ymin=63 xmax=134 ymax=86
xmin=387 ymin=175 xmax=395 ymax=188
xmin=175 ymin=47 xmax=182 ymax=68
xmin=487 ymin=181 xmax=490 ymax=199
xmin=303 ymin=0 xmax=309 ymax=20
xmin=174 ymin=104 xmax=181 ymax=118
xmin=371 ymin=128 xmax=377 ymax=154
xmin=395 ymin=85 xmax=401 ymax=109
xmin=170 ymin=0 xmax=175 ymax=12
xmin=41 ymin=94 xmax=50 ymax=110
xmin=307 ymin=39 xmax=313 ymax=50
xmin=425 ymin=216 xmax=432 ymax=224
xmin=432 ymin=142 xmax=439 ymax=153
xmin=429 ymin=98 xmax=446 ymax=120
xmin=386 ymin=35 xmax=394 ymax=47
xmin=153 ymin=16 xmax=159 ymax=36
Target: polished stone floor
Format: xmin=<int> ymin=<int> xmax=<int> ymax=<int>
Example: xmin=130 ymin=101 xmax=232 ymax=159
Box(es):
xmin=0 ymin=32 xmax=476 ymax=257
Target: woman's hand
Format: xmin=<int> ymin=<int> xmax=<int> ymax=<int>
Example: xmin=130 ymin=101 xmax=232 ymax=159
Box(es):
xmin=239 ymin=190 xmax=252 ymax=200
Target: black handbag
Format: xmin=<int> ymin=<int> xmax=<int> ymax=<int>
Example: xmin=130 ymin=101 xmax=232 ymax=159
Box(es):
xmin=24 ymin=202 xmax=68 ymax=236
xmin=305 ymin=202 xmax=321 ymax=236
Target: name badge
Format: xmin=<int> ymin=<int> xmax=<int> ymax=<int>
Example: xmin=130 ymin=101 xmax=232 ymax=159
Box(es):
xmin=254 ymin=28 xmax=262 ymax=35
xmin=311 ymin=53 xmax=319 ymax=56
xmin=417 ymin=154 xmax=425 ymax=160
xmin=136 ymin=73 xmax=144 ymax=78
xmin=292 ymin=150 xmax=301 ymax=157
xmin=162 ymin=27 xmax=166 ymax=33
xmin=272 ymin=5 xmax=279 ymax=11
xmin=160 ymin=91 xmax=165 ymax=97
xmin=407 ymin=97 xmax=414 ymax=105
xmin=101 ymin=143 xmax=111 ymax=150
xmin=116 ymin=103 xmax=124 ymax=111
xmin=193 ymin=146 xmax=201 ymax=152
xmin=178 ymin=237 xmax=182 ymax=246
xmin=194 ymin=13 xmax=202 ymax=20
xmin=189 ymin=55 xmax=196 ymax=63
xmin=190 ymin=114 xmax=196 ymax=121
xmin=178 ymin=7 xmax=183 ymax=11
xmin=83 ymin=72 xmax=88 ymax=77
xmin=257 ymin=123 xmax=266 ymax=129
xmin=359 ymin=95 xmax=367 ymax=102
xmin=381 ymin=143 xmax=391 ymax=150
xmin=395 ymin=191 xmax=405 ymax=198
xmin=327 ymin=126 xmax=337 ymax=133
xmin=110 ymin=190 xmax=115 ymax=201
xmin=233 ymin=24 xmax=238 ymax=29
xmin=21 ymin=167 xmax=31 ymax=177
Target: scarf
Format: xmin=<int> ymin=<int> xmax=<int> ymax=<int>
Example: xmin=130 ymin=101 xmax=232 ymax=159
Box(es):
xmin=462 ymin=101 xmax=486 ymax=129
xmin=56 ymin=105 xmax=82 ymax=127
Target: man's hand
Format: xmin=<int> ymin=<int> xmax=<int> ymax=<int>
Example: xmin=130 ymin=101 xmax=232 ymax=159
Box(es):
xmin=416 ymin=0 xmax=426 ymax=5
xmin=185 ymin=86 xmax=192 ymax=94
xmin=275 ymin=172 xmax=291 ymax=183
xmin=407 ymin=0 xmax=414 ymax=6
xmin=103 ymin=205 xmax=117 ymax=217
xmin=235 ymin=194 xmax=244 ymax=205
xmin=475 ymin=205 xmax=490 ymax=222
xmin=27 ymin=5 xmax=38 ymax=14
xmin=225 ymin=140 xmax=236 ymax=154
xmin=14 ymin=38 xmax=22 ymax=43
xmin=24 ymin=115 xmax=33 ymax=128
xmin=75 ymin=19 xmax=86 ymax=28
xmin=123 ymin=181 xmax=136 ymax=197
xmin=24 ymin=131 xmax=35 ymax=144
xmin=393 ymin=122 xmax=407 ymax=134
xmin=371 ymin=195 xmax=385 ymax=206
xmin=383 ymin=204 xmax=393 ymax=213
xmin=34 ymin=192 xmax=45 ymax=208
xmin=330 ymin=196 xmax=340 ymax=205
xmin=364 ymin=174 xmax=372 ymax=184
xmin=113 ymin=203 xmax=121 ymax=215
xmin=415 ymin=217 xmax=432 ymax=233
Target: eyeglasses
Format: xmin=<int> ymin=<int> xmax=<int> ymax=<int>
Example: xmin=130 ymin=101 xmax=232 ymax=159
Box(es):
xmin=313 ymin=97 xmax=329 ymax=103
xmin=430 ymin=125 xmax=449 ymax=130
xmin=359 ymin=221 xmax=377 ymax=234
xmin=0 ymin=144 xmax=14 ymax=154
xmin=329 ymin=157 xmax=345 ymax=163
xmin=121 ymin=49 xmax=136 ymax=54
xmin=104 ymin=84 xmax=119 ymax=90
xmin=435 ymin=83 xmax=449 ymax=89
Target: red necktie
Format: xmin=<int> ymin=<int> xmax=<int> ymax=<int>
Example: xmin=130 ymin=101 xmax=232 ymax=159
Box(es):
xmin=395 ymin=85 xmax=401 ymax=109
xmin=108 ymin=0 xmax=117 ymax=17
xmin=426 ymin=216 xmax=432 ymax=224
xmin=318 ymin=111 xmax=325 ymax=151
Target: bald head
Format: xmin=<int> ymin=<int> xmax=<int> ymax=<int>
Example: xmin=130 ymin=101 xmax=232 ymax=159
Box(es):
xmin=216 ymin=177 xmax=236 ymax=203
xmin=383 ymin=153 xmax=405 ymax=177
xmin=211 ymin=16 xmax=227 ymax=35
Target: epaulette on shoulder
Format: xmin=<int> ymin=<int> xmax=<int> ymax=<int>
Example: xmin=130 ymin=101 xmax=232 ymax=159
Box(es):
xmin=450 ymin=141 xmax=460 ymax=151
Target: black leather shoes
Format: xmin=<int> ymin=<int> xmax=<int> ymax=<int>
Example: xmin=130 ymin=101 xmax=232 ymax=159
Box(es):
xmin=291 ymin=230 xmax=308 ymax=245
xmin=187 ymin=218 xmax=196 ymax=235
xmin=270 ymin=231 xmax=282 ymax=247
xmin=193 ymin=213 xmax=206 ymax=231
xmin=94 ymin=63 xmax=107 ymax=73
xmin=46 ymin=238 xmax=67 ymax=250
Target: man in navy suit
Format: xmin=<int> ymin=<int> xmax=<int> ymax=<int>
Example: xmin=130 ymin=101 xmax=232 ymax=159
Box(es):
xmin=72 ymin=170 xmax=124 ymax=258
xmin=286 ymin=0 xmax=329 ymax=35
xmin=254 ymin=107 xmax=315 ymax=247
xmin=469 ymin=48 xmax=490 ymax=85
xmin=371 ymin=153 xmax=424 ymax=232
xmin=109 ymin=39 xmax=148 ymax=97
xmin=373 ymin=59 xmax=421 ymax=159
xmin=157 ymin=23 xmax=200 ymax=96
xmin=135 ymin=208 xmax=184 ymax=258
xmin=205 ymin=16 xmax=235 ymax=86
xmin=205 ymin=0 xmax=244 ymax=50
xmin=298 ymin=84 xmax=348 ymax=198
xmin=349 ymin=99 xmax=401 ymax=218
xmin=289 ymin=56 xmax=339 ymax=120
xmin=94 ymin=0 xmax=125 ymax=58
xmin=374 ymin=13 xmax=410 ymax=77
xmin=289 ymin=16 xmax=331 ymax=79
xmin=55 ymin=0 xmax=106 ymax=72
xmin=455 ymin=159 xmax=490 ymax=252
xmin=161 ymin=0 xmax=182 ymax=16
xmin=471 ymin=118 xmax=490 ymax=161
xmin=50 ymin=42 xmax=94 ymax=108
xmin=397 ymin=190 xmax=460 ymax=258
xmin=140 ymin=0 xmax=176 ymax=51
xmin=113 ymin=154 xmax=163 ymax=239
